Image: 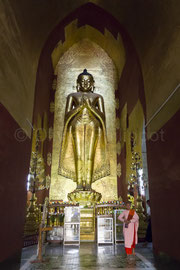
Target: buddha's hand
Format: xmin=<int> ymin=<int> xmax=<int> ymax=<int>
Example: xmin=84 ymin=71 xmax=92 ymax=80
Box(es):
xmin=84 ymin=98 xmax=91 ymax=107
xmin=79 ymin=103 xmax=84 ymax=109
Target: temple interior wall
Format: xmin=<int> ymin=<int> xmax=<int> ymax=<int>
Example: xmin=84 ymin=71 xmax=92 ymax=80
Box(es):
xmin=0 ymin=0 xmax=180 ymax=265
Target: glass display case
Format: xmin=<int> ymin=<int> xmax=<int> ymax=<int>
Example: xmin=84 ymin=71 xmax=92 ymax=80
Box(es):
xmin=114 ymin=209 xmax=125 ymax=243
xmin=47 ymin=201 xmax=79 ymax=227
xmin=64 ymin=206 xmax=80 ymax=245
xmin=97 ymin=216 xmax=113 ymax=244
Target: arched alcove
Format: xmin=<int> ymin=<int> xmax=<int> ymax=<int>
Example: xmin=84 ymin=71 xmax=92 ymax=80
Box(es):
xmin=50 ymin=39 xmax=118 ymax=201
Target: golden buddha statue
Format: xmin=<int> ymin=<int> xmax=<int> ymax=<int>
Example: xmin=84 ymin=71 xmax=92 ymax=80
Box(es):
xmin=59 ymin=69 xmax=109 ymax=192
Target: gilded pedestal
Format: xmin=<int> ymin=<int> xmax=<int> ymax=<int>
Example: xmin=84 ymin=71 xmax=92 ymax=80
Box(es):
xmin=68 ymin=189 xmax=102 ymax=206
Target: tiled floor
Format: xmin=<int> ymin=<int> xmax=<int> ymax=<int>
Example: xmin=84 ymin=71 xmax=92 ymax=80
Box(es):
xmin=20 ymin=242 xmax=157 ymax=270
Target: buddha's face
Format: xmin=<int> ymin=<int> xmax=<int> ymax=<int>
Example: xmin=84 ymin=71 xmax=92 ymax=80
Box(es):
xmin=77 ymin=74 xmax=94 ymax=92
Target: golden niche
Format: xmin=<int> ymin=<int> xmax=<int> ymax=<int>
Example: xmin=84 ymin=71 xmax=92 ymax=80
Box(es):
xmin=58 ymin=69 xmax=110 ymax=204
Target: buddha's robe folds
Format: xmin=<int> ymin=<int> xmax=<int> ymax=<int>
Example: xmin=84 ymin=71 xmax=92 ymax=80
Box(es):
xmin=58 ymin=101 xmax=110 ymax=183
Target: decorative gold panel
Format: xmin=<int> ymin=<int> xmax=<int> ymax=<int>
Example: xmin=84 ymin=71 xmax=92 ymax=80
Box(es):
xmin=51 ymin=22 xmax=125 ymax=80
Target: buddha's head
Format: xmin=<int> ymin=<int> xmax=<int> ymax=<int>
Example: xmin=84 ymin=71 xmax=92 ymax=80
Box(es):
xmin=77 ymin=69 xmax=94 ymax=92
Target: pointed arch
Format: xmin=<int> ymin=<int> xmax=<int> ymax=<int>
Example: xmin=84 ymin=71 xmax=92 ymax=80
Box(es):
xmin=33 ymin=2 xmax=145 ymax=202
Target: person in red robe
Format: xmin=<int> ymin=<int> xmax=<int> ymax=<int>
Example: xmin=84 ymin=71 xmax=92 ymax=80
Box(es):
xmin=118 ymin=201 xmax=139 ymax=259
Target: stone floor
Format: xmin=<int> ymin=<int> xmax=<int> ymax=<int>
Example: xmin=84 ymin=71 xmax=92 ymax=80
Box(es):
xmin=20 ymin=242 xmax=158 ymax=270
